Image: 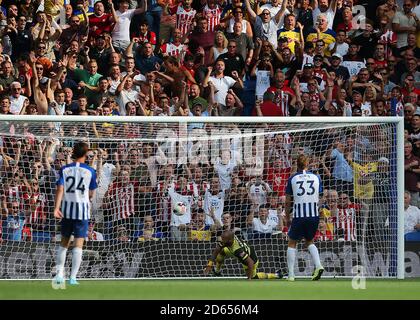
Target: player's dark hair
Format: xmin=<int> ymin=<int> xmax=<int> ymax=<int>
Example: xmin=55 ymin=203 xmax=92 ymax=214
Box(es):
xmin=297 ymin=154 xmax=309 ymax=171
xmin=72 ymin=141 xmax=89 ymax=159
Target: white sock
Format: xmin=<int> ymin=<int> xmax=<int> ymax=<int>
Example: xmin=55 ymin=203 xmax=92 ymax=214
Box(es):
xmin=56 ymin=246 xmax=67 ymax=278
xmin=70 ymin=247 xmax=83 ymax=280
xmin=287 ymin=247 xmax=297 ymax=278
xmin=308 ymin=244 xmax=322 ymax=269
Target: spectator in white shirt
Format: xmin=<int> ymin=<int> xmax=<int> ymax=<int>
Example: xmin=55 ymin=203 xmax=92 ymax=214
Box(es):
xmin=311 ymin=0 xmax=337 ymax=30
xmin=9 ymin=81 xmax=27 ymax=115
xmin=247 ymin=205 xmax=281 ymax=238
xmin=404 ymin=191 xmax=420 ymax=238
xmin=115 ymin=73 xmax=140 ymax=116
xmin=214 ymin=150 xmax=237 ymax=191
xmin=247 ymin=176 xmax=272 ymax=207
xmin=203 ymin=60 xmax=243 ymax=106
xmin=112 ymin=0 xmax=147 ymax=52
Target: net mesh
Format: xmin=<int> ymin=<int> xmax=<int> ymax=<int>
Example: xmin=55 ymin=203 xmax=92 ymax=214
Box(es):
xmin=0 ymin=118 xmax=399 ymax=278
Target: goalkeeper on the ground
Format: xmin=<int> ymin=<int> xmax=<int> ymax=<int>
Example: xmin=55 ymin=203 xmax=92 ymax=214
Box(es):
xmin=204 ymin=230 xmax=283 ymax=280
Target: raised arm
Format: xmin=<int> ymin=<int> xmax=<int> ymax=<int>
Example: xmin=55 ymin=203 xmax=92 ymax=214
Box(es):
xmin=134 ymin=0 xmax=147 ymax=15
xmin=108 ymin=0 xmax=119 ymax=23
xmin=125 ymin=38 xmax=136 ymax=58
xmin=202 ymin=66 xmax=213 ymax=87
xmin=274 ymin=0 xmax=288 ymax=24
xmin=244 ymin=0 xmax=257 ymax=22
xmin=329 ymin=0 xmax=338 ymax=14
xmin=232 ymin=71 xmax=244 ymax=89
xmin=229 ymin=88 xmax=244 ymax=110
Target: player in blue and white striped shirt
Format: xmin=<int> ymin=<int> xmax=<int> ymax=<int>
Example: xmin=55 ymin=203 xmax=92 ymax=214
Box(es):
xmin=285 ymin=154 xmax=324 ymax=281
xmin=53 ymin=142 xmax=98 ymax=286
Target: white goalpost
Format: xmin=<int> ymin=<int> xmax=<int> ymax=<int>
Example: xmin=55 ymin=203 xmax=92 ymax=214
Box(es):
xmin=0 ymin=116 xmax=404 ymax=280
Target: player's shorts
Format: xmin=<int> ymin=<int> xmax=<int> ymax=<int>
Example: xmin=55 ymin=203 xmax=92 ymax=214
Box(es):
xmin=61 ymin=218 xmax=89 ymax=239
xmin=288 ymin=216 xmax=320 ymax=241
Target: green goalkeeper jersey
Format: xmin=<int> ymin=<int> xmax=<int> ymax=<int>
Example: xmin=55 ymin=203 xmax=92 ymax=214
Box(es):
xmin=218 ymin=235 xmax=258 ymax=265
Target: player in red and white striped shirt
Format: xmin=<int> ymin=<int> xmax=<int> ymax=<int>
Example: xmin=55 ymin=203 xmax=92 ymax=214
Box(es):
xmin=169 ymin=0 xmax=197 ymax=36
xmin=202 ymin=0 xmax=222 ymax=32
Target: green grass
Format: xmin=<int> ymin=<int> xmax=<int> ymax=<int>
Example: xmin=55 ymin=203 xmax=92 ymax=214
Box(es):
xmin=0 ymin=279 xmax=419 ymax=300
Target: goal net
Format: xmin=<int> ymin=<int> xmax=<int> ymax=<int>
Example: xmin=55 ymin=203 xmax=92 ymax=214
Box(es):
xmin=0 ymin=116 xmax=404 ymax=279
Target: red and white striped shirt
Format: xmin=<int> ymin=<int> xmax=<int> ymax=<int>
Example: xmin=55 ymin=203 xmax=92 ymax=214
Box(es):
xmin=202 ymin=4 xmax=221 ymax=32
xmin=171 ymin=5 xmax=196 ymax=36
xmin=161 ymin=42 xmax=188 ymax=58
xmin=26 ymin=193 xmax=46 ymax=227
xmin=335 ymin=204 xmax=359 ymax=241
xmin=107 ymin=181 xmax=138 ymax=221
xmin=379 ymin=30 xmax=397 ymax=45
xmin=266 ymin=86 xmax=295 ymax=117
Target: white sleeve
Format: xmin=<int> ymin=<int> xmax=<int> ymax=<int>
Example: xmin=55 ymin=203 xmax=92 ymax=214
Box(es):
xmin=225 ymin=76 xmax=236 ymax=88
xmin=128 ymin=9 xmax=136 ymax=19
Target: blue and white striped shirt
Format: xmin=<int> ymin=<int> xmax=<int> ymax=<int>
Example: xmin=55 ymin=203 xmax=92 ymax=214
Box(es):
xmin=286 ymin=170 xmax=323 ymax=218
xmin=57 ymin=162 xmax=98 ymax=220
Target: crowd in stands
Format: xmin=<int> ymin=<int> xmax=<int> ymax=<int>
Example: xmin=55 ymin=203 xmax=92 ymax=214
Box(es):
xmin=0 ymin=0 xmax=417 ymax=243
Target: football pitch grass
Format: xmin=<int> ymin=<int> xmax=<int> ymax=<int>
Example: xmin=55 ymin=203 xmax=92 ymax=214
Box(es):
xmin=0 ymin=278 xmax=419 ymax=300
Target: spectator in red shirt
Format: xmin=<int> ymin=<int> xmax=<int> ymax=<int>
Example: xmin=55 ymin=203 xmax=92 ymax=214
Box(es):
xmin=88 ymin=0 xmax=119 ymax=40
xmin=314 ymin=218 xmax=333 ymax=241
xmin=132 ymin=19 xmax=157 ymax=50
xmin=373 ymin=43 xmax=388 ymax=69
xmin=253 ymin=92 xmax=284 ymax=116
xmin=335 ymin=6 xmax=352 ymax=33
xmin=265 ymin=158 xmax=291 ymax=196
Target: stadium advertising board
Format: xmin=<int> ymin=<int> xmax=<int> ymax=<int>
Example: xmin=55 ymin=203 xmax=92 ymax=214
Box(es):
xmin=0 ymin=240 xmax=418 ymax=278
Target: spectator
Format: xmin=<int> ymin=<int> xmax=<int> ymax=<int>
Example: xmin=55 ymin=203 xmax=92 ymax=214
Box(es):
xmin=112 ymin=0 xmax=147 ymax=52
xmin=314 ymin=217 xmax=333 ymax=241
xmin=204 ymin=60 xmax=243 ymax=106
xmin=168 ymin=175 xmax=196 ymax=240
xmin=306 ymin=14 xmax=336 ymax=56
xmin=136 ymin=215 xmax=164 ymax=241
xmin=188 ymin=16 xmax=214 ymax=66
xmin=244 ymin=0 xmax=285 ymax=50
xmin=4 ymin=201 xmax=26 ymax=241
xmin=89 ymin=0 xmax=119 ymax=40
xmin=203 ymin=176 xmax=225 ymax=226
xmin=208 ymin=31 xmax=228 ymax=65
xmin=247 ymin=204 xmax=281 ymax=238
xmin=404 ymin=191 xmax=420 ymax=241
xmin=320 ymin=188 xmax=338 ymax=234
xmin=87 ymin=221 xmax=105 ymax=241
xmin=392 ymin=0 xmax=420 ymax=50
xmin=311 ymin=0 xmax=337 ymax=30
xmin=335 ymin=192 xmax=360 ymax=241
xmin=226 ymin=24 xmax=254 ymax=67
xmin=404 ymin=140 xmax=420 ymax=207
xmin=189 ymin=208 xmax=219 ymax=241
